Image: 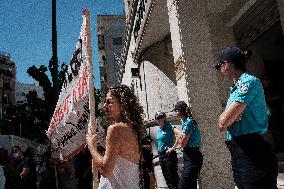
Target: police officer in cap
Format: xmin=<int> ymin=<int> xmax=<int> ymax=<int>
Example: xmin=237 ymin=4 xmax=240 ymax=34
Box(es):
xmin=155 ymin=111 xmax=180 ymax=189
xmin=174 ymin=101 xmax=203 ymax=189
xmin=214 ymin=46 xmax=278 ymax=189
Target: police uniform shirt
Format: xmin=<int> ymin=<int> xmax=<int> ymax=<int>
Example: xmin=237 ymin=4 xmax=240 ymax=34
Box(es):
xmin=226 ymin=72 xmax=268 ymax=140
xmin=182 ymin=117 xmax=201 ymax=148
xmin=157 ymin=122 xmax=175 ymax=153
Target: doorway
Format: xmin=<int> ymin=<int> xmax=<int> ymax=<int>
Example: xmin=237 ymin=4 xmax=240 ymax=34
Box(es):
xmin=234 ymin=0 xmax=284 ymax=164
xmin=246 ymin=22 xmax=284 ymax=154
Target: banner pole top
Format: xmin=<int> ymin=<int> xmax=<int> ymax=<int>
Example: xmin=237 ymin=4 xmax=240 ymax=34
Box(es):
xmin=81 ymin=8 xmax=90 ymax=16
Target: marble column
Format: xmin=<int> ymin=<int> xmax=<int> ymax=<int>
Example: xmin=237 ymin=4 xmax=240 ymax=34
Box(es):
xmin=166 ymin=0 xmax=239 ymax=188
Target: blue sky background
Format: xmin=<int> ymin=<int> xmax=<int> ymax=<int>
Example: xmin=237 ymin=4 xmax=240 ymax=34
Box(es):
xmin=0 ymin=0 xmax=124 ymax=89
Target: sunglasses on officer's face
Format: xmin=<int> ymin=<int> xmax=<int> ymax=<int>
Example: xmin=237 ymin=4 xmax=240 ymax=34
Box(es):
xmin=215 ymin=61 xmax=226 ymax=70
xmin=156 ymin=116 xmax=165 ymax=120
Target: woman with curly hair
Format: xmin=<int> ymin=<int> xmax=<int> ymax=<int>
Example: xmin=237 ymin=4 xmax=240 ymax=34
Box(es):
xmin=86 ymin=84 xmax=144 ymax=189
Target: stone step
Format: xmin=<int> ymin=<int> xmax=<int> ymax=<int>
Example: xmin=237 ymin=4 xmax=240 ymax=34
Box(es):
xmin=277 ymin=153 xmax=284 ymax=161
xmin=279 ymin=162 xmax=284 ymax=173
xmin=278 ymin=153 xmax=284 ymax=173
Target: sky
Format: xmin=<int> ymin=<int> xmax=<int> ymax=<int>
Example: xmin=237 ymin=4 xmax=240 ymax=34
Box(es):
xmin=0 ymin=0 xmax=125 ymax=89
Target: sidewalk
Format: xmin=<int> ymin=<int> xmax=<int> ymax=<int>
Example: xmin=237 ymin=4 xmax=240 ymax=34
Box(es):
xmin=277 ymin=173 xmax=284 ymax=189
xmin=277 ymin=153 xmax=284 ymax=189
xmin=234 ymin=174 xmax=284 ymax=189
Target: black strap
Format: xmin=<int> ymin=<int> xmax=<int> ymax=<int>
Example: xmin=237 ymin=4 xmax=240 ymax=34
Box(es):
xmin=139 ymin=151 xmax=144 ymax=189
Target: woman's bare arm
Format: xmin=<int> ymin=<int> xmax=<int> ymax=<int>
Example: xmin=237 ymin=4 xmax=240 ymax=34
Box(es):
xmin=87 ymin=124 xmax=120 ymax=177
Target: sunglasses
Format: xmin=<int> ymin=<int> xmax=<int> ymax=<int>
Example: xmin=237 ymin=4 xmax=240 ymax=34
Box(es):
xmin=155 ymin=116 xmax=165 ymax=120
xmin=104 ymin=98 xmax=117 ymax=105
xmin=215 ymin=61 xmax=226 ymax=70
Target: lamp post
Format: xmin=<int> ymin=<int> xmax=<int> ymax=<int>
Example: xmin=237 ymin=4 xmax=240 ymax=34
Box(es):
xmin=18 ymin=114 xmax=22 ymax=137
xmin=0 ymin=73 xmax=3 ymax=120
xmin=19 ymin=121 xmax=22 ymax=137
xmin=51 ymin=0 xmax=59 ymax=96
xmin=0 ymin=74 xmax=3 ymax=134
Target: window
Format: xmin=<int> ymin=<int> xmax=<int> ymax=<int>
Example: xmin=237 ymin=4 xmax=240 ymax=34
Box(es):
xmin=3 ymin=80 xmax=10 ymax=90
xmin=98 ymin=35 xmax=105 ymax=50
xmin=100 ymin=74 xmax=107 ymax=82
xmin=131 ymin=68 xmax=139 ymax=77
xmin=3 ymin=94 xmax=9 ymax=104
xmin=102 ymin=55 xmax=106 ymax=61
xmin=113 ymin=37 xmax=122 ymax=45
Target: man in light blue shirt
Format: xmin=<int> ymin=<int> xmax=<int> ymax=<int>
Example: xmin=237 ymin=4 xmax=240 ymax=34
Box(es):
xmin=214 ymin=47 xmax=278 ymax=189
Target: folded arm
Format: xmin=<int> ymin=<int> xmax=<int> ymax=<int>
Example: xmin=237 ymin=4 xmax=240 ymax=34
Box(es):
xmin=218 ymin=101 xmax=246 ymax=132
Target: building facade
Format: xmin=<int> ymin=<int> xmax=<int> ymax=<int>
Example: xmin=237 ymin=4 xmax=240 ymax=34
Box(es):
xmin=15 ymin=81 xmax=44 ymax=105
xmin=97 ymin=15 xmax=126 ymax=93
xmin=0 ymin=52 xmax=16 ymax=119
xmin=120 ymin=0 xmax=284 ymax=188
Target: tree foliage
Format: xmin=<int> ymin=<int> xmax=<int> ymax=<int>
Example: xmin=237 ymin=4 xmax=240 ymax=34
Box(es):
xmin=27 ymin=63 xmax=63 ymax=115
xmin=5 ymin=91 xmax=49 ymax=143
xmin=22 ymin=61 xmax=101 ymax=142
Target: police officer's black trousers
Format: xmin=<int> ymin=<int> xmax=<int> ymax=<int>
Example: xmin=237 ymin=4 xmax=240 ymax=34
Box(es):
xmin=227 ymin=133 xmax=278 ymax=189
xmin=178 ymin=147 xmax=203 ymax=189
xmin=159 ymin=151 xmax=179 ymax=189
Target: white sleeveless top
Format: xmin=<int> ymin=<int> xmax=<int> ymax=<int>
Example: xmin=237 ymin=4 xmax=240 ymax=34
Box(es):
xmin=98 ymin=155 xmax=140 ymax=189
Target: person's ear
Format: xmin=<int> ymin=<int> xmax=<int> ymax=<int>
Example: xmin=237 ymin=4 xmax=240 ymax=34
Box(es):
xmin=223 ymin=62 xmax=230 ymax=71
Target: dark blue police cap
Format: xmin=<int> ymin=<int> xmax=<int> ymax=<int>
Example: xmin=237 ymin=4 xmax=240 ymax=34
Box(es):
xmin=213 ymin=47 xmax=242 ymax=70
xmin=173 ymin=101 xmax=188 ymax=113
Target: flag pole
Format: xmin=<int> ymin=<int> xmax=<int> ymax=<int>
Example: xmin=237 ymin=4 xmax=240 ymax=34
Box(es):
xmin=54 ymin=161 xmax=59 ymax=189
xmin=82 ymin=9 xmax=99 ymax=189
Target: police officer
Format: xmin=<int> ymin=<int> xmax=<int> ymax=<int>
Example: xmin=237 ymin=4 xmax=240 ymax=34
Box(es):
xmin=214 ymin=47 xmax=278 ymax=189
xmin=155 ymin=111 xmax=180 ymax=189
xmin=174 ymin=101 xmax=203 ymax=189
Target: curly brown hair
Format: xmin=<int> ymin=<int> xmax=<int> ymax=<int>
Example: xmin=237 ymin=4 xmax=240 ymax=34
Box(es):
xmin=107 ymin=84 xmax=145 ymax=147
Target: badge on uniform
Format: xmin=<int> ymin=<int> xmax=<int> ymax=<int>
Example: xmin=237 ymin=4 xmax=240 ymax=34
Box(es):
xmin=238 ymin=85 xmax=248 ymax=94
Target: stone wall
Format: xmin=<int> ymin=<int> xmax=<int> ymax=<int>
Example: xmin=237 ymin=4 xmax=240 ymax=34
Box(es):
xmin=121 ymin=0 xmax=284 ymax=188
xmin=138 ymin=38 xmax=178 ymax=120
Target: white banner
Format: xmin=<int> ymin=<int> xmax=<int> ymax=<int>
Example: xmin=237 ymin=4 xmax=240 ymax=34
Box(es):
xmin=47 ymin=9 xmax=94 ymax=160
